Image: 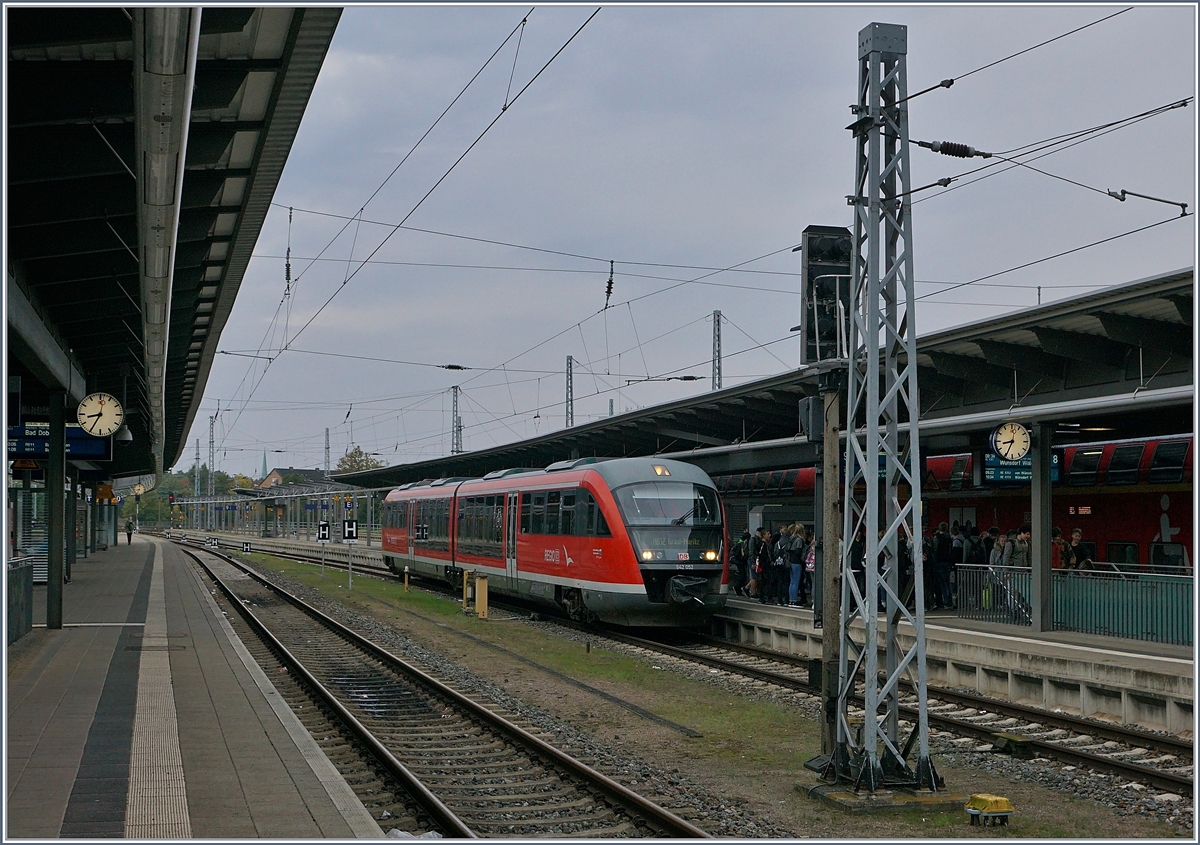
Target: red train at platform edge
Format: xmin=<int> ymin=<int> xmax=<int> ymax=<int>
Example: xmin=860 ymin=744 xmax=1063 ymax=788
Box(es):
xmin=379 ymin=457 xmax=728 ymax=626
xmin=709 ymin=435 xmax=1192 ymax=571
xmin=922 ymin=435 xmax=1192 ymax=571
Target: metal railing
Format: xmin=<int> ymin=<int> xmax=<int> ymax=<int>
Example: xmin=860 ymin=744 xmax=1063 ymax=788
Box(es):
xmin=955 ymin=563 xmax=1193 ymax=646
xmin=1054 ymin=569 xmax=1192 ymax=646
xmin=955 ymin=564 xmax=1032 ymax=626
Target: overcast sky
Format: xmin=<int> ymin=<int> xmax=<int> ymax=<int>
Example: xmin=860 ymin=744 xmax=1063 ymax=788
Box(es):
xmin=188 ymin=3 xmax=1197 ymax=479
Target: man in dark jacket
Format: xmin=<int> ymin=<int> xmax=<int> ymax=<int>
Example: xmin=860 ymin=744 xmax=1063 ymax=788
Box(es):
xmin=731 ymin=531 xmax=751 ymax=595
xmin=932 ymin=522 xmax=953 ymax=609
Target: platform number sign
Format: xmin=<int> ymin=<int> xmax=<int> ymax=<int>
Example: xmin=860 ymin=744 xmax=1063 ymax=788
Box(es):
xmin=344 ymin=500 xmax=354 ymax=511
xmin=317 ymin=521 xmax=331 ymax=543
xmin=342 ymin=520 xmax=358 ymax=544
xmin=242 ymin=542 xmax=252 ymax=554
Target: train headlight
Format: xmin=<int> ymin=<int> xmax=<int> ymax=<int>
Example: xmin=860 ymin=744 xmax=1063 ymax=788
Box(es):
xmin=704 ymin=550 xmax=718 ymax=561
xmin=642 ymin=550 xmax=654 ymax=561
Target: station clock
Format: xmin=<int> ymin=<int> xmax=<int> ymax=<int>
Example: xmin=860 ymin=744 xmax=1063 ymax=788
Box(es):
xmin=991 ymin=421 xmax=1031 ymax=461
xmin=76 ymin=392 xmax=124 ymax=438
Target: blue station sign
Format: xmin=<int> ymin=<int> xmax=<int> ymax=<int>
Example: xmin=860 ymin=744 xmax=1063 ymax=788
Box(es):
xmin=7 ymin=423 xmax=113 ymax=460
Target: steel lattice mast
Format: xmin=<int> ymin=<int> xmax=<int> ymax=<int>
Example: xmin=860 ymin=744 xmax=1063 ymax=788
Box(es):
xmin=833 ymin=22 xmax=937 ymax=792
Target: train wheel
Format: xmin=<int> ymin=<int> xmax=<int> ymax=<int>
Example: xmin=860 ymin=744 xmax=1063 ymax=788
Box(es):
xmin=560 ymin=588 xmax=597 ymax=624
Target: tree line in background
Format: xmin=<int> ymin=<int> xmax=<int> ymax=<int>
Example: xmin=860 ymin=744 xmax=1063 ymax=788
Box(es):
xmin=121 ymin=446 xmax=383 ymax=526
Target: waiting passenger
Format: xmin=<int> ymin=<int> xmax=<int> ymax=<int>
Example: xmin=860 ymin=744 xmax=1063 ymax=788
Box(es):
xmin=1051 ymin=527 xmax=1075 ymax=570
xmin=1069 ymin=528 xmax=1093 ymax=570
xmin=787 ymin=523 xmax=806 ymax=606
xmin=989 ymin=532 xmax=1007 ymax=567
xmin=754 ymin=527 xmax=773 ymax=603
xmin=1003 ymin=523 xmax=1032 ymax=568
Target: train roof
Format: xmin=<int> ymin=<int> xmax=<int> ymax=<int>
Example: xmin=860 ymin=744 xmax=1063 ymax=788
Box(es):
xmin=384 ymin=456 xmax=715 ymax=497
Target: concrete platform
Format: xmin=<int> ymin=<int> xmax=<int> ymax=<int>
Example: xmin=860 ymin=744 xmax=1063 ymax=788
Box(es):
xmin=6 ymin=534 xmax=382 ymax=839
xmin=718 ymin=596 xmax=1194 ymax=734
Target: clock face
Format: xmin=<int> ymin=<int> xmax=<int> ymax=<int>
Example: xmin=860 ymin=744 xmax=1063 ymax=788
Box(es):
xmin=992 ymin=422 xmax=1031 ymax=461
xmin=76 ymin=392 xmax=124 ymax=438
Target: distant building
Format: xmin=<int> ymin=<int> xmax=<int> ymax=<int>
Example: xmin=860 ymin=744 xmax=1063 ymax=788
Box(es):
xmin=257 ymin=467 xmax=329 ymax=489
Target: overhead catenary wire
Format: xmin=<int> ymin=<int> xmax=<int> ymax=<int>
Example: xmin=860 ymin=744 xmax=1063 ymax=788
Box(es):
xmin=912 ymin=97 xmax=1192 ymax=206
xmin=215 ymin=9 xmax=540 ymax=453
xmin=900 ymin=7 xmax=1133 ymax=104
xmin=282 ymin=8 xmax=601 ymax=353
xmin=915 ymin=213 xmax=1191 ymax=302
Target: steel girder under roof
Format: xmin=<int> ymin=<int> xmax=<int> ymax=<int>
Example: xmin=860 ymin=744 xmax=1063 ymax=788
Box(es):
xmin=6 ymin=7 xmax=340 ymax=481
xmin=336 ymin=267 xmax=1194 ymax=488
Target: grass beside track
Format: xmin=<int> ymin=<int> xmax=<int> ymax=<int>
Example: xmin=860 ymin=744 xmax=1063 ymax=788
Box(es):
xmin=239 ymin=550 xmax=1182 ymax=839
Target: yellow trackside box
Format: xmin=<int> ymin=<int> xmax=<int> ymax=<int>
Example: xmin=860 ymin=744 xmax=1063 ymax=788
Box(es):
xmin=965 ymin=794 xmax=1014 ymax=826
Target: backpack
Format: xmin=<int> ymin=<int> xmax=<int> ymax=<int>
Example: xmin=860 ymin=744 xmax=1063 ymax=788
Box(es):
xmin=804 ymin=544 xmax=816 ymax=571
xmin=964 ymin=536 xmax=985 ymax=566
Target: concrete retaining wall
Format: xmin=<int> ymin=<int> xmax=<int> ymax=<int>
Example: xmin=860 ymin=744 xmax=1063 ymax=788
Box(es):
xmin=714 ymin=603 xmax=1194 ymax=735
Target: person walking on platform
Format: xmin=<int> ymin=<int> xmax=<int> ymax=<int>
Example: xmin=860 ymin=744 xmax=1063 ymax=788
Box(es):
xmin=125 ymin=519 xmax=134 ymax=545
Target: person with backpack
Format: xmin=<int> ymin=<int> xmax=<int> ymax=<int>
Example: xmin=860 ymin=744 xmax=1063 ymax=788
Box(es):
xmin=754 ymin=527 xmax=773 ymax=603
xmin=730 ymin=531 xmax=751 ymax=595
xmin=801 ymin=532 xmax=817 ymax=607
xmin=784 ymin=523 xmax=804 ymax=606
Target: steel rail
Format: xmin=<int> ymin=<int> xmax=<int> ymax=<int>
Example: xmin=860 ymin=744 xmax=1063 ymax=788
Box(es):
xmin=175 ymin=534 xmax=1193 ymax=796
xmin=690 ymin=633 xmax=1194 ymax=759
xmin=184 ymin=547 xmax=476 ymax=838
xmin=591 ymin=628 xmax=1193 ymax=797
xmin=180 ymin=541 xmax=711 ymax=838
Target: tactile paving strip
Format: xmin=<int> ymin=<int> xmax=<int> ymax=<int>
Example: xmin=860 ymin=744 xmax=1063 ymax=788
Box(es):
xmin=125 ymin=548 xmax=192 ymax=838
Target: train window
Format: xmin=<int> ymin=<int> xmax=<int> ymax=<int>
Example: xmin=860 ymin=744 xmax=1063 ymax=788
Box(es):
xmin=1105 ymin=444 xmax=1144 ymax=485
xmin=948 ymin=456 xmax=969 ymax=491
xmin=1068 ymin=449 xmax=1103 ymax=486
xmin=1148 ymin=440 xmax=1189 ymax=484
xmin=595 ymin=507 xmax=611 ymax=537
xmin=613 ymin=482 xmax=721 ymax=526
xmin=531 ymin=492 xmax=546 ymax=534
xmin=520 ymin=493 xmax=531 ymax=534
xmin=1149 ymin=543 xmax=1187 ymax=569
xmin=561 ymin=491 xmax=576 ymax=536
xmin=1106 ymin=541 xmax=1138 ymax=567
xmin=545 ymin=491 xmax=561 ymax=535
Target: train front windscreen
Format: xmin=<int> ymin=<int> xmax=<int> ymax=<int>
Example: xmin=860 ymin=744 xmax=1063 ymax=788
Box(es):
xmin=613 ymin=482 xmax=723 ymax=563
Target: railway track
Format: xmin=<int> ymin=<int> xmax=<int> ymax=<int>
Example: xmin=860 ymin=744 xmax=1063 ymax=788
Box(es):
xmin=588 ymin=628 xmax=1194 ymax=798
xmin=176 ymin=534 xmax=1193 ymax=797
xmin=181 ymin=544 xmax=709 ymax=839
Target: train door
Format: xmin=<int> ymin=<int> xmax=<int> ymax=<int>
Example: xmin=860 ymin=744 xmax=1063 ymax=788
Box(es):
xmin=948 ymin=507 xmax=977 ymax=532
xmin=505 ymin=492 xmax=519 ymax=592
xmin=407 ymin=501 xmax=415 ymax=563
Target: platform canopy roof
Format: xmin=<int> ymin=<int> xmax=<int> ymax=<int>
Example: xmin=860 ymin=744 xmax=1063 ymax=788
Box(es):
xmin=337 ymin=268 xmax=1194 ymax=488
xmin=6 ymin=7 xmax=341 ymax=483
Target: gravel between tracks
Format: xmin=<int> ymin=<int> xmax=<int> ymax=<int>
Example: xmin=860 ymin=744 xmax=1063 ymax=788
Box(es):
xmin=232 ymin=558 xmax=1192 ymax=837
xmin=231 ymin=561 xmax=794 ymax=837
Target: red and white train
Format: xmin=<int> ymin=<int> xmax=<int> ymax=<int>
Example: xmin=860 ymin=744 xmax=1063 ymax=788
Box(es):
xmin=923 ymin=435 xmax=1192 ymax=570
xmin=709 ymin=435 xmax=1192 ymax=571
xmin=380 ymin=457 xmax=729 ymax=626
